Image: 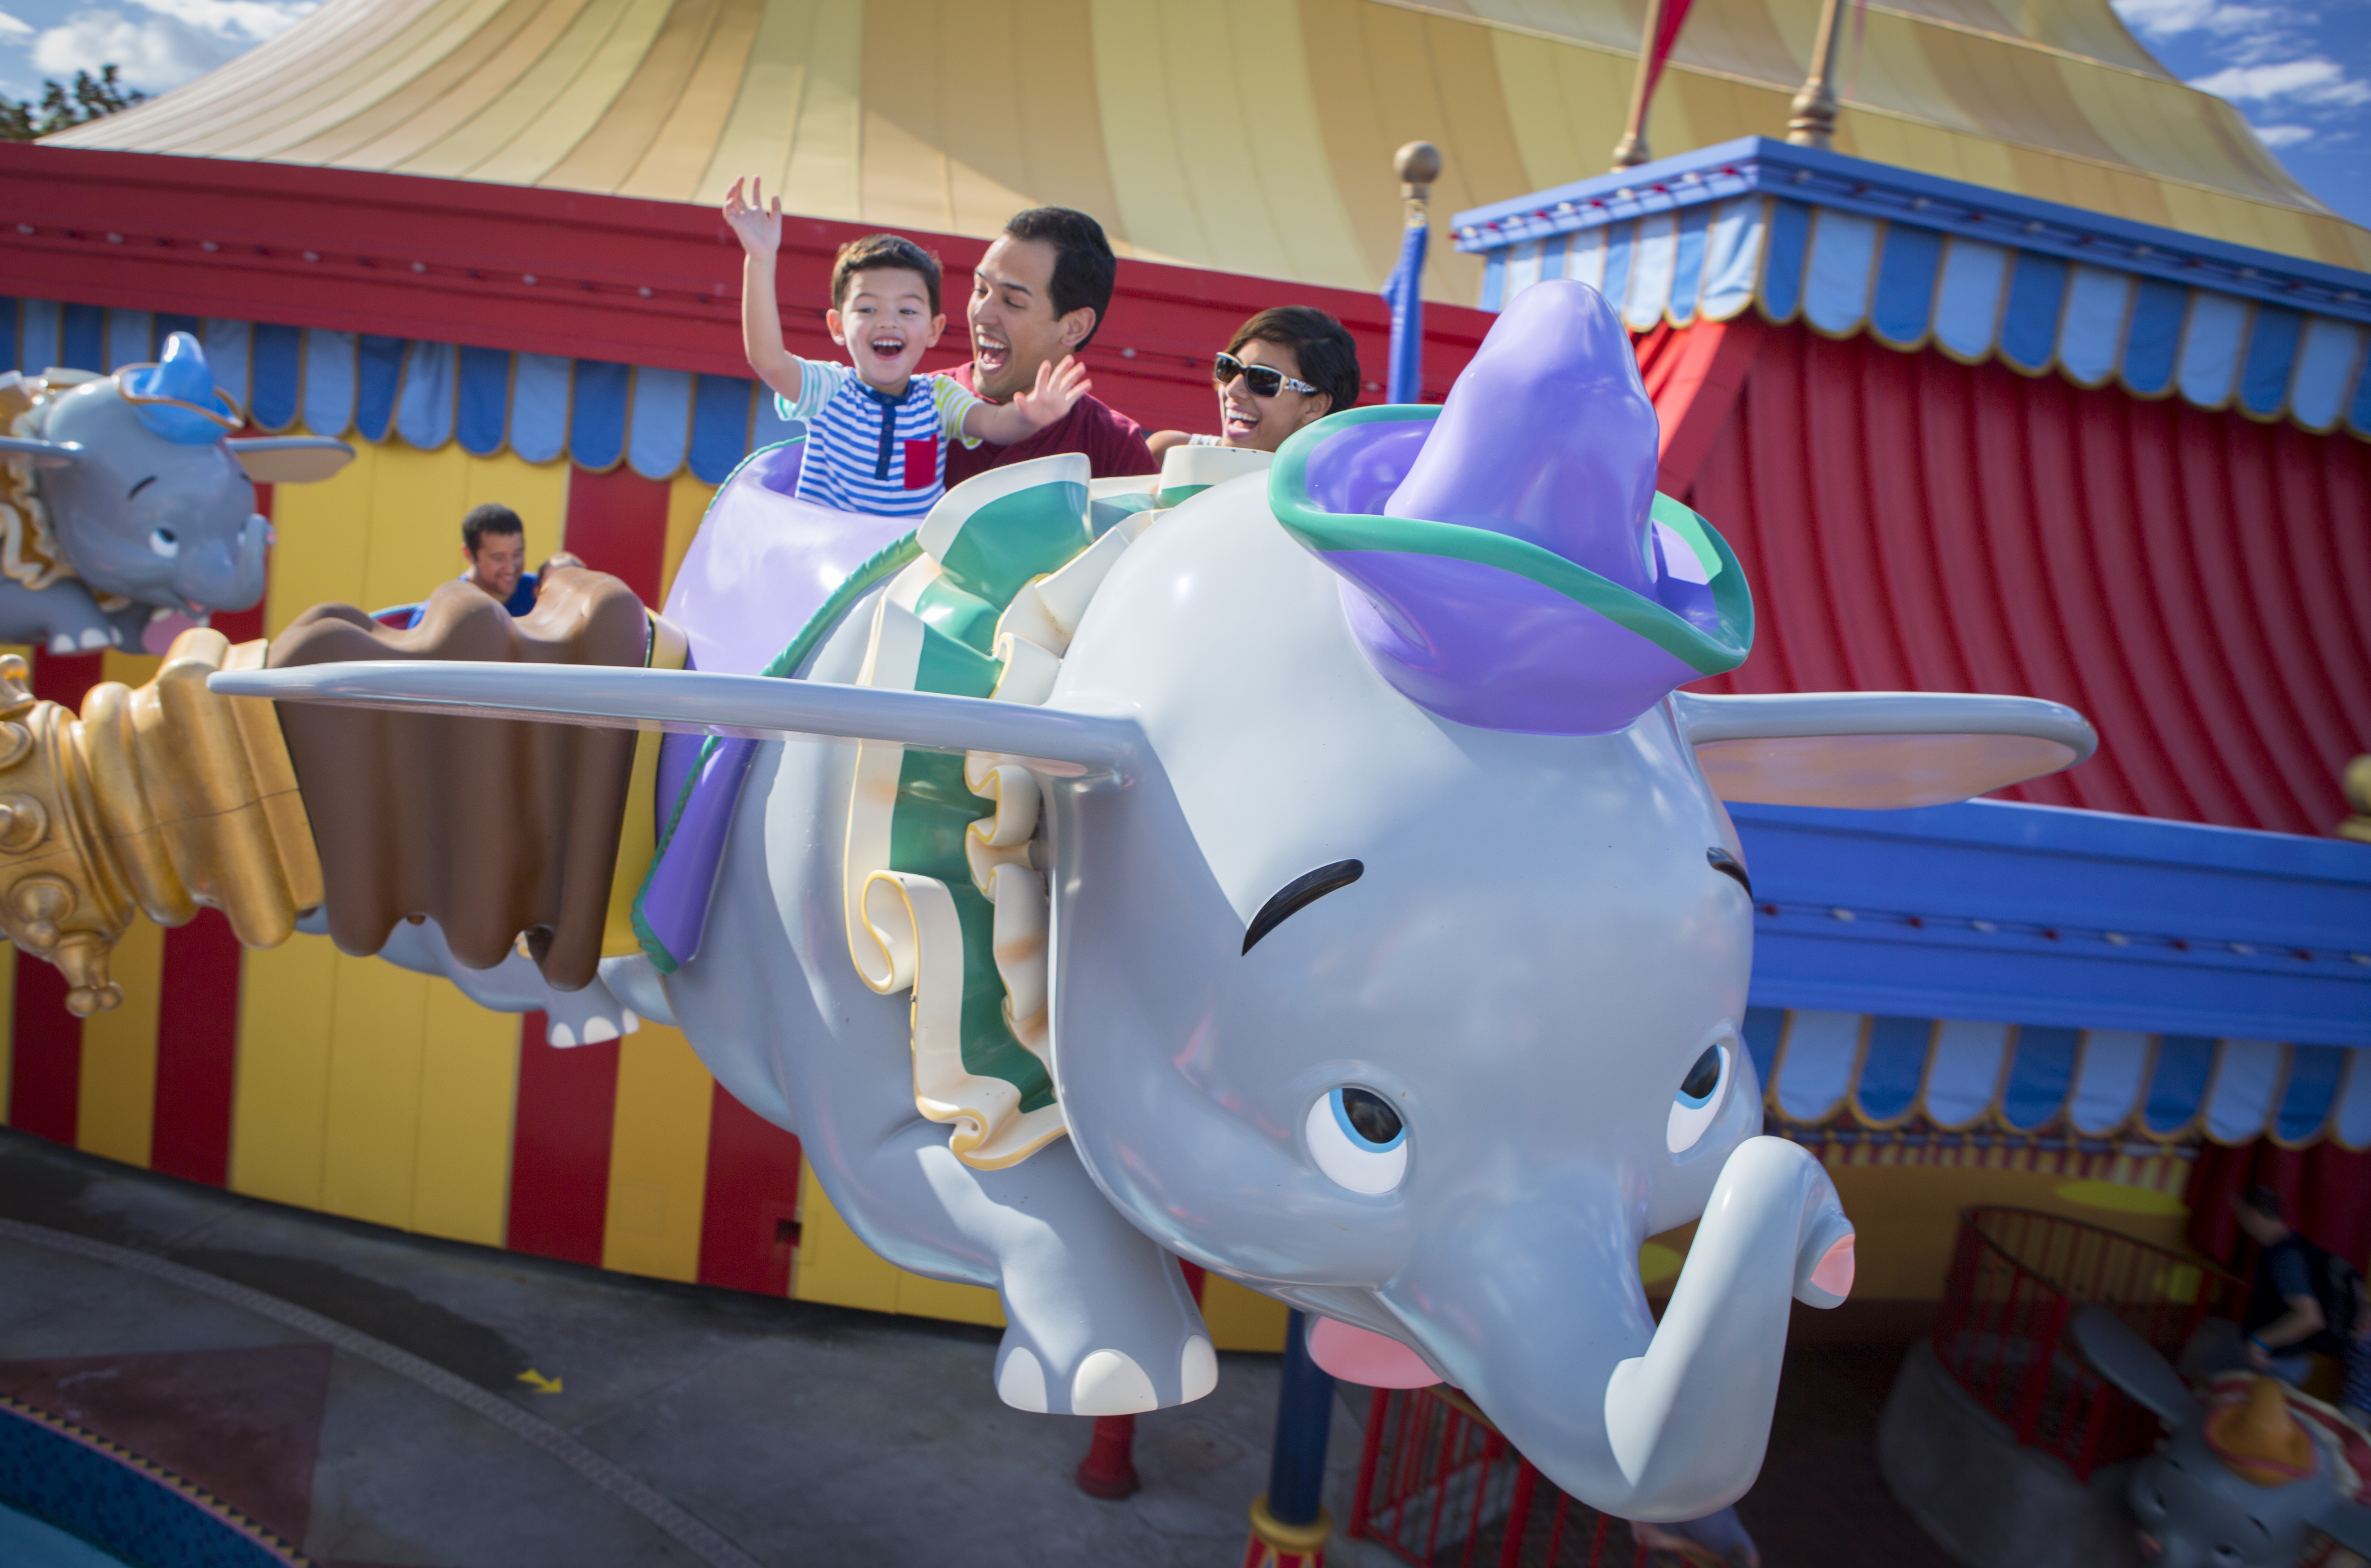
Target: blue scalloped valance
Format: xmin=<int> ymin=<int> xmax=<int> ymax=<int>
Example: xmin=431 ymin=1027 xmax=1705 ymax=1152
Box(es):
xmin=2 ymin=298 xmax=796 ymax=484
xmin=1456 ymin=139 xmax=2371 ymax=441
xmin=1749 ymin=1008 xmax=2369 ymax=1149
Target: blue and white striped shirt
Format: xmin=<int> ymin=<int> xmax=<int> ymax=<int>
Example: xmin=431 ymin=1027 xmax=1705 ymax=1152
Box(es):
xmin=775 ymin=360 xmax=982 ymax=518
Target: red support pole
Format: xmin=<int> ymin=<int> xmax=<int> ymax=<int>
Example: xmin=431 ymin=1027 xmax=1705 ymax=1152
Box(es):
xmin=1075 ymin=1415 xmax=1141 ymax=1500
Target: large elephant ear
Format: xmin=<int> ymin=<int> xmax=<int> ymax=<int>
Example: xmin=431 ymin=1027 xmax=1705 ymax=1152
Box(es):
xmin=0 ymin=434 xmax=83 ymax=468
xmin=226 ymin=436 xmax=356 ymax=484
xmin=1672 ymin=690 xmax=2096 ymax=809
xmin=207 ymin=662 xmax=1147 ymax=782
xmin=2068 ymin=1306 xmax=2199 ymax=1429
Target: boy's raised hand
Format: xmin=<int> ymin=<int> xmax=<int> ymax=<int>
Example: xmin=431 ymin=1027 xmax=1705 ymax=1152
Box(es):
xmin=1011 ymin=355 xmax=1091 ymax=430
xmin=723 ymin=176 xmax=781 ymax=257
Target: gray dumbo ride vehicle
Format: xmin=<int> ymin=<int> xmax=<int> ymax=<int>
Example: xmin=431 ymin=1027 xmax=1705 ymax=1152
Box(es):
xmin=2073 ymin=1305 xmax=2371 ymax=1567
xmin=0 ymin=331 xmax=351 ymax=654
xmin=221 ymin=281 xmax=2101 ymax=1520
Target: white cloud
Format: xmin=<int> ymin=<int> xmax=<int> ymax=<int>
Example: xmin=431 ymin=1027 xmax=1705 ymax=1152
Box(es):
xmin=131 ymin=0 xmax=314 ymax=41
xmin=2112 ymin=0 xmax=2280 ymax=39
xmin=2251 ymin=123 xmax=2315 ymax=145
xmin=32 ymin=10 xmax=237 ymax=87
xmin=28 ymin=0 xmax=312 ymax=91
xmin=0 ymin=10 xmax=34 ymax=37
xmin=2191 ymin=56 xmax=2371 ymax=108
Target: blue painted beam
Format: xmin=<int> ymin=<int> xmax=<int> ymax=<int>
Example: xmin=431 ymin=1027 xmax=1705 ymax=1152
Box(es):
xmin=1733 ymin=800 xmax=2371 ymax=1048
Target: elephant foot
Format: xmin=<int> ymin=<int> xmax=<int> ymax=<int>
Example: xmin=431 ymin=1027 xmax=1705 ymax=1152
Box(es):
xmin=46 ymin=627 xmax=115 ymax=655
xmin=994 ymin=1321 xmax=1219 ymax=1415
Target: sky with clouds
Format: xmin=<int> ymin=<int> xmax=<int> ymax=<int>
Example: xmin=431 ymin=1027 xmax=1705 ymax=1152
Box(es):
xmin=0 ymin=0 xmax=2363 ymax=233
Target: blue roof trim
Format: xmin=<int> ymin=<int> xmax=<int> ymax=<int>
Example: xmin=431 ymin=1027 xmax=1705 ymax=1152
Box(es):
xmin=249 ymin=322 xmax=300 ymax=432
xmin=571 ymin=360 xmax=630 ymax=472
xmin=2240 ymin=307 xmax=2303 ymax=417
xmin=354 ymin=334 xmax=404 ymax=444
xmin=5 ymin=300 xmax=818 ymax=485
xmin=1452 ymin=136 xmax=2371 ymax=325
xmin=1998 ymin=254 xmax=2067 ymax=373
xmin=2123 ymin=279 xmax=2187 ymax=396
xmin=60 ymin=301 xmax=102 ymax=372
xmin=457 ymin=343 xmax=510 ymax=456
xmin=1734 ymin=798 xmax=2371 ymax=1048
xmin=1870 ymin=223 xmax=1941 ymax=347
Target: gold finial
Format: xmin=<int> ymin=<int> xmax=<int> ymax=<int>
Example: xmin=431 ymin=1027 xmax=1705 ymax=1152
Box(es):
xmin=2339 ymin=755 xmax=2371 ymax=843
xmin=1610 ymin=0 xmax=1668 ymax=169
xmin=0 ymin=628 xmax=322 ymax=1015
xmin=1787 ymin=0 xmax=1849 ymax=149
xmin=1395 ymin=142 xmax=1442 ymax=225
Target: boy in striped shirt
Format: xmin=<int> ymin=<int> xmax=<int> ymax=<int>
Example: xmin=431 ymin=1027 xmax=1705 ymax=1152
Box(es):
xmin=727 ymin=177 xmax=1090 ymax=518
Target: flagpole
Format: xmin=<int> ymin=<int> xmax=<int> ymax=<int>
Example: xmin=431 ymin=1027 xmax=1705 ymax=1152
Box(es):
xmin=1384 ymin=141 xmax=1439 ymax=407
xmin=1787 ymin=0 xmax=1849 ymax=149
xmin=1610 ymin=0 xmax=1668 ymax=168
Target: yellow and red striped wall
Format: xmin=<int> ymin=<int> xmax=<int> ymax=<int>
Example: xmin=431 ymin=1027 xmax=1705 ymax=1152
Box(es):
xmin=0 ymin=433 xmax=1294 ymax=1351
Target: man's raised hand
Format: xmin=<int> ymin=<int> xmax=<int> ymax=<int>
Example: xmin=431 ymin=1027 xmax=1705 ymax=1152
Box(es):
xmin=723 ymin=176 xmax=782 ymax=257
xmin=1012 ymin=355 xmax=1091 ymax=430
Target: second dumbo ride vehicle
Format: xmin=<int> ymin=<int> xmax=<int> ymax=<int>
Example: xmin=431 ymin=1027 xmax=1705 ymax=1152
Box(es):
xmin=221 ymin=282 xmax=2096 ymax=1520
xmin=1 ymin=332 xmax=351 ymax=654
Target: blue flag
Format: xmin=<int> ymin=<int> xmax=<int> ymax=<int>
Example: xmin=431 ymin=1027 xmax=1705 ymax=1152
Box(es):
xmin=1382 ymin=218 xmax=1427 ymax=405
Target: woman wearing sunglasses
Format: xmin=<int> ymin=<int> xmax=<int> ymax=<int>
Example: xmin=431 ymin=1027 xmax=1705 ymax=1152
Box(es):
xmin=1149 ymin=306 xmax=1363 ymax=456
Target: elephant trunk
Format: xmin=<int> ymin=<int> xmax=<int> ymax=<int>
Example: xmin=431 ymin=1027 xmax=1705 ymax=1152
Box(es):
xmin=1380 ymin=1136 xmax=1852 ymax=1521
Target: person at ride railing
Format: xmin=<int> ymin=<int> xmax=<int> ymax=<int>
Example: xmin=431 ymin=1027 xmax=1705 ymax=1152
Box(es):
xmin=944 ymin=207 xmax=1157 ymax=485
xmin=726 ymin=179 xmax=1091 ymax=519
xmin=2231 ymin=1185 xmax=2366 ymax=1390
xmin=1147 ymin=306 xmax=1361 ymax=458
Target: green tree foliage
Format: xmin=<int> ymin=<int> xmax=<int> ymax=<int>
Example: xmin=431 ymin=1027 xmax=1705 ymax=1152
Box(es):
xmin=0 ymin=67 xmax=150 ymax=143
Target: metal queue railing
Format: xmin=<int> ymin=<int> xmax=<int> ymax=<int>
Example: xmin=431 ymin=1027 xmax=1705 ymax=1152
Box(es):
xmin=1930 ymin=1206 xmax=2244 ymax=1479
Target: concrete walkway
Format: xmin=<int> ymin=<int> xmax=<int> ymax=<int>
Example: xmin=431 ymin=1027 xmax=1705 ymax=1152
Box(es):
xmin=0 ymin=1128 xmax=1379 ymax=1568
xmin=0 ymin=1127 xmax=1950 ymax=1567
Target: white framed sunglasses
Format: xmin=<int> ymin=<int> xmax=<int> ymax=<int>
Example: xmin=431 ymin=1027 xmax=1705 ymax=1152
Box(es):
xmin=1213 ymin=352 xmax=1319 ymax=398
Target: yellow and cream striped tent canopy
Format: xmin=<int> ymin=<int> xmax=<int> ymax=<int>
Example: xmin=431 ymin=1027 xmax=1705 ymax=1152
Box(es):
xmin=46 ymin=0 xmax=2371 ymax=301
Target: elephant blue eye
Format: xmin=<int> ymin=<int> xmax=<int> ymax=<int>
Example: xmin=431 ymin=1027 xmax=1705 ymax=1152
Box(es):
xmin=1306 ymin=1086 xmax=1406 ymax=1195
xmin=1668 ymin=1043 xmax=1730 ymax=1153
xmin=148 ymin=528 xmax=179 ymax=559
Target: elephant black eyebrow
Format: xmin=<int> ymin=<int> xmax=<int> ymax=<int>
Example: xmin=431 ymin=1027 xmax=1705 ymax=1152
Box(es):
xmin=127 ymin=475 xmax=157 ymax=499
xmin=1242 ymin=859 xmax=1364 ymax=954
xmin=1707 ymin=847 xmax=1752 ymax=898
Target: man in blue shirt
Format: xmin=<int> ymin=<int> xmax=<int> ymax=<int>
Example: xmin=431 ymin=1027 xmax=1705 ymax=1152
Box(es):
xmin=459 ymin=504 xmax=536 ymax=615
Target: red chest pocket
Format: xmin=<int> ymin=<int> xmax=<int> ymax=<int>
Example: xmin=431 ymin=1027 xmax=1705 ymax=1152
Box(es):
xmin=902 ymin=436 xmax=939 ymax=490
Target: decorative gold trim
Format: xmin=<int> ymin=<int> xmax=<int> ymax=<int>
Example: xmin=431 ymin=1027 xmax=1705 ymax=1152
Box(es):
xmin=0 ymin=630 xmax=322 ymax=1016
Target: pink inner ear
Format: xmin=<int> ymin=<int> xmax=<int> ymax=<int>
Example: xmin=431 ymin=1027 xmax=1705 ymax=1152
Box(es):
xmin=1812 ymin=1235 xmax=1856 ymax=1299
xmin=1309 ymin=1316 xmax=1440 ymax=1388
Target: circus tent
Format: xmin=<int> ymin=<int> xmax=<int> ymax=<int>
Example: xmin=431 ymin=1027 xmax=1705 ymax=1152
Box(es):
xmin=38 ymin=0 xmax=2371 ymax=300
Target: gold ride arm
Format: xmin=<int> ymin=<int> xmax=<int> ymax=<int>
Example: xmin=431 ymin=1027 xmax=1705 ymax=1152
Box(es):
xmin=0 ymin=627 xmax=322 ymax=1015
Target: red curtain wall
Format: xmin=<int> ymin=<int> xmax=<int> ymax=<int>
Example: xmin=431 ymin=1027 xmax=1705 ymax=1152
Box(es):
xmin=1643 ymin=318 xmax=2371 ymax=839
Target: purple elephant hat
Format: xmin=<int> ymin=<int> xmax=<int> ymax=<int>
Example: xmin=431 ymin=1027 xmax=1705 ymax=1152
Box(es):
xmin=1269 ymin=279 xmax=1753 ymax=736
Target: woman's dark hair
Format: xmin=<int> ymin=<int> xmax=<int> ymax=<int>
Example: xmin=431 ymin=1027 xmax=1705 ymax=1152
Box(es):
xmin=1227 ymin=307 xmax=1361 ymax=416
xmin=1002 ymin=208 xmax=1118 ymax=349
xmin=461 ymin=502 xmax=524 ymax=554
xmin=831 ymin=233 xmax=944 ymax=315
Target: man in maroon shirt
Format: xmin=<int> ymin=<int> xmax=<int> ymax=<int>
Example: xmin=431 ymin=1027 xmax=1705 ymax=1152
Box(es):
xmin=943 ymin=208 xmax=1159 ymax=486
